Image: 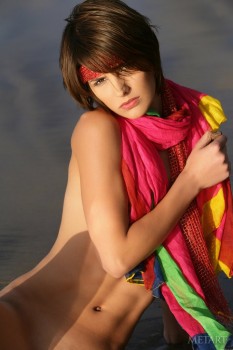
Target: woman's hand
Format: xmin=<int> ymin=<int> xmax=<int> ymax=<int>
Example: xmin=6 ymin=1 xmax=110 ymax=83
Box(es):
xmin=184 ymin=131 xmax=230 ymax=191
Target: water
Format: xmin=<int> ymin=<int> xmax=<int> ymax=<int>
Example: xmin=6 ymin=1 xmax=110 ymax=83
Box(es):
xmin=0 ymin=1 xmax=233 ymax=348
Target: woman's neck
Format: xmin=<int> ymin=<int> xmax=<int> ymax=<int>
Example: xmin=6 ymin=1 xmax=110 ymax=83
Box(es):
xmin=149 ymin=93 xmax=162 ymax=116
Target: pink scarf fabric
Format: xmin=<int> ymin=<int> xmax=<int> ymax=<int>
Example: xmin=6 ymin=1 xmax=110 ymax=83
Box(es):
xmin=118 ymin=108 xmax=192 ymax=221
xmin=116 ymin=79 xmax=233 ymax=347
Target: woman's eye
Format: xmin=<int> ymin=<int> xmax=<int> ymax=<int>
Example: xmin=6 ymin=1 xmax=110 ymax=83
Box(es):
xmin=120 ymin=65 xmax=127 ymax=71
xmin=93 ymin=77 xmax=106 ymax=86
xmin=117 ymin=65 xmax=127 ymax=74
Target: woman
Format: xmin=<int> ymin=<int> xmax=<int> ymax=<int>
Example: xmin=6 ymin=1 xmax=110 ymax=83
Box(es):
xmin=60 ymin=0 xmax=233 ymax=348
xmin=0 ymin=1 xmax=232 ymax=349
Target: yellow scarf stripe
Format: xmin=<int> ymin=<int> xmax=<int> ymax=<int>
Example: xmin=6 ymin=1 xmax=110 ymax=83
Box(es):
xmin=199 ymin=95 xmax=227 ymax=131
xmin=201 ymin=187 xmax=225 ymax=236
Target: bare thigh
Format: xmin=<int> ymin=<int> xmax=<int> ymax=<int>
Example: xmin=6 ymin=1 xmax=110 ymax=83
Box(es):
xmin=161 ymin=300 xmax=189 ymax=345
xmin=0 ymin=301 xmax=30 ymax=350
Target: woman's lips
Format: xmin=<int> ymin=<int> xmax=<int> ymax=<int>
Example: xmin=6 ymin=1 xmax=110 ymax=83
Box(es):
xmin=120 ymin=97 xmax=140 ymax=110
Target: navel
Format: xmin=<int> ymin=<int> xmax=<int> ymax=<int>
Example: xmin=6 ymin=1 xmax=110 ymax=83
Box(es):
xmin=93 ymin=306 xmax=102 ymax=312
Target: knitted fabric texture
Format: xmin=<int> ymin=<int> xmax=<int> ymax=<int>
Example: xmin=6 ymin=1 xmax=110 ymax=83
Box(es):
xmin=162 ymin=82 xmax=232 ymax=324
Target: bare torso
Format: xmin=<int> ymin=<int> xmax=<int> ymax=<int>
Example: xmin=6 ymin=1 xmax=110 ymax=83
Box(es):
xmin=0 ymin=153 xmax=154 ymax=350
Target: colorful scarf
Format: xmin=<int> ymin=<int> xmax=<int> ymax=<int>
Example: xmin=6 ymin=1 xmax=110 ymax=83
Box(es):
xmin=116 ymin=79 xmax=233 ymax=350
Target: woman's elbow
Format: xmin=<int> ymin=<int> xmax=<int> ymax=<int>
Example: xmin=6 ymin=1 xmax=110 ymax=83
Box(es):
xmin=101 ymin=257 xmax=129 ymax=279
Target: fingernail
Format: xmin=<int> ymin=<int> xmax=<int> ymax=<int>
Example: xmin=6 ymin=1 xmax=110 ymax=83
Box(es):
xmin=211 ymin=130 xmax=222 ymax=140
xmin=212 ymin=130 xmax=222 ymax=135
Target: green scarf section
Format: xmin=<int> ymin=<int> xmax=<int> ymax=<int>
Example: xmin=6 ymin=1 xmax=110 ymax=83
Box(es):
xmin=156 ymin=246 xmax=231 ymax=350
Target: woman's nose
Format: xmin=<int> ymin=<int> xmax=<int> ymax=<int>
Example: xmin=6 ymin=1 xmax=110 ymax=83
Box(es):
xmin=110 ymin=75 xmax=131 ymax=96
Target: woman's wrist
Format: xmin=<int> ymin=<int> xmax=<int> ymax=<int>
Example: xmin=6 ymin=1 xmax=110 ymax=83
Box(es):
xmin=178 ymin=167 xmax=201 ymax=200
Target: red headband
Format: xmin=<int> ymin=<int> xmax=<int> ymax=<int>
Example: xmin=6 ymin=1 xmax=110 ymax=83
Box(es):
xmin=79 ymin=57 xmax=123 ymax=84
xmin=79 ymin=65 xmax=102 ymax=84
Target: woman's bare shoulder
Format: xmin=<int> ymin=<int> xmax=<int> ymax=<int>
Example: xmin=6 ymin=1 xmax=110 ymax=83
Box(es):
xmin=71 ymin=108 xmax=121 ymax=152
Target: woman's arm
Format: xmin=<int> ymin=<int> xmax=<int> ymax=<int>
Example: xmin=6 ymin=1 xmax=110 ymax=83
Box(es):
xmin=72 ymin=110 xmax=230 ymax=278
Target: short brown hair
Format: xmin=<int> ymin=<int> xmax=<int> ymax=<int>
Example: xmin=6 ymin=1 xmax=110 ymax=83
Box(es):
xmin=59 ymin=0 xmax=164 ymax=110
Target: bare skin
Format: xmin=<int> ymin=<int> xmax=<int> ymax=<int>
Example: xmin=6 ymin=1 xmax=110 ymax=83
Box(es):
xmin=0 ymin=143 xmax=188 ymax=349
xmin=0 ymin=153 xmax=155 ymax=350
xmin=0 ymin=74 xmax=230 ymax=349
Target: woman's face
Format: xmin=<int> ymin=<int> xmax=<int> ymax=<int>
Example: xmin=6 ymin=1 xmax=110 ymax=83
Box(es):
xmin=88 ymin=70 xmax=161 ymax=119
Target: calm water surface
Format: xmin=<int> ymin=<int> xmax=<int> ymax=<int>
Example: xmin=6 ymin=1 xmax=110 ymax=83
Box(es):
xmin=0 ymin=1 xmax=233 ymax=348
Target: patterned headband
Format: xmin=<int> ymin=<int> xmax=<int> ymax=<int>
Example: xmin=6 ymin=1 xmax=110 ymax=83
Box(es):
xmin=78 ymin=57 xmax=123 ymax=84
xmin=79 ymin=65 xmax=102 ymax=84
